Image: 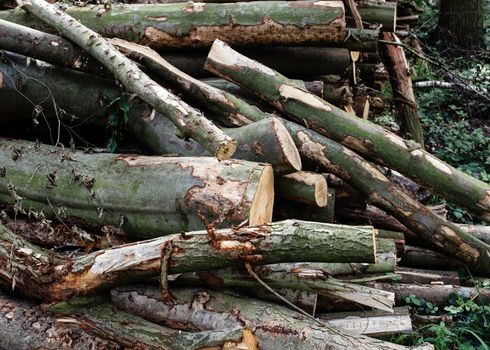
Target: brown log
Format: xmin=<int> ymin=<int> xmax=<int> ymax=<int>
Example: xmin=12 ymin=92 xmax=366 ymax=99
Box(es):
xmin=379 ymin=32 xmax=424 ymax=146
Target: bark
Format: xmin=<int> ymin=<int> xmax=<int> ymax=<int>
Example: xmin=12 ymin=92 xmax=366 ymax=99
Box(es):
xmin=174 ymin=265 xmax=395 ymax=312
xmin=456 ymin=224 xmax=490 ymax=245
xmin=111 ymin=286 xmax=429 ymax=350
xmin=128 ymin=114 xmax=302 ymax=175
xmin=46 ymin=295 xmax=251 ymax=350
xmin=319 ymin=307 xmax=412 ymax=337
xmin=275 ymin=171 xmax=328 ymax=207
xmin=274 ymin=189 xmax=335 ymax=223
xmin=0 ymin=19 xmax=350 ymax=78
xmin=0 ymin=138 xmax=273 ymax=237
xmin=205 ymin=39 xmax=490 ymax=223
xmin=326 ymin=175 xmax=367 ymax=210
xmin=0 ymin=51 xmax=118 ymax=127
xmin=5 ymin=218 xmax=128 ymax=250
xmin=318 ymin=75 xmax=354 ymax=106
xmin=167 ymin=47 xmax=350 ymax=78
xmin=439 ymin=0 xmax=484 ymax=49
xmin=0 ymin=53 xmax=300 ymax=174
xmin=372 ymin=282 xmax=490 ymax=305
xmin=16 ymin=0 xmax=236 ymax=160
xmin=394 ymin=267 xmax=461 ymax=285
xmin=0 ymin=19 xmax=106 ymax=77
xmin=380 ymin=32 xmax=424 ymax=146
xmin=357 ymin=0 xmax=397 ymax=31
xmin=0 ymin=292 xmax=120 ymax=350
xmin=399 ymin=245 xmax=465 ymax=271
xmin=6 ymin=1 xmax=348 ymax=49
xmin=0 ymin=220 xmax=377 ymax=302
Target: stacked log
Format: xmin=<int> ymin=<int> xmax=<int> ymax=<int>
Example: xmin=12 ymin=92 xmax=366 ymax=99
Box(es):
xmin=0 ymin=0 xmax=488 ymax=349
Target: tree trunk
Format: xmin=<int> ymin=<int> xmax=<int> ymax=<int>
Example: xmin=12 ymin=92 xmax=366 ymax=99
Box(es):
xmin=111 ymin=286 xmax=430 ymax=350
xmin=372 ymin=282 xmax=490 ymax=305
xmin=357 ymin=0 xmax=397 ymax=31
xmin=274 ymin=190 xmax=336 ymax=223
xmin=380 ymin=32 xmax=424 ymax=146
xmin=275 ymin=171 xmax=328 ymax=207
xmin=46 ymin=295 xmax=251 ymax=350
xmin=16 ymin=0 xmax=236 ymax=160
xmin=0 ymin=19 xmax=106 ymax=76
xmin=174 ymin=265 xmax=395 ymax=311
xmin=0 ymin=138 xmax=273 ymax=237
xmin=128 ymin=114 xmax=302 ymax=174
xmin=399 ymin=245 xmax=465 ymax=271
xmin=159 ymin=47 xmax=351 ymax=78
xmin=4 ymin=1 xmax=348 ymax=48
xmin=205 ymin=39 xmax=490 ymax=223
xmin=0 ymin=220 xmax=377 ymax=302
xmin=0 ymin=53 xmax=301 ymax=174
xmin=439 ymin=0 xmax=484 ymax=49
xmin=0 ymin=292 xmax=120 ymax=350
xmin=394 ymin=267 xmax=461 ymax=285
xmin=319 ymin=307 xmax=412 ymax=337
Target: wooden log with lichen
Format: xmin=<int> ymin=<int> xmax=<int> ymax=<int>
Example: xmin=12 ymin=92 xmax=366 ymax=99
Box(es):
xmin=3 ymin=1 xmax=348 ymax=49
xmin=0 ymin=53 xmax=301 ymax=174
xmin=175 ymin=264 xmax=396 ymax=311
xmin=110 ymin=286 xmax=432 ymax=350
xmin=205 ymin=39 xmax=490 ymax=223
xmin=0 ymin=138 xmax=274 ymax=237
xmin=0 ymin=220 xmax=378 ymax=302
xmin=14 ymin=0 xmax=236 ymax=160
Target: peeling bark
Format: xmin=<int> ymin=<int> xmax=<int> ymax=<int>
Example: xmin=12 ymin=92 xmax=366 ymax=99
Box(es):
xmin=111 ymin=286 xmax=430 ymax=350
xmin=15 ymin=0 xmax=236 ymax=160
xmin=205 ymin=39 xmax=490 ymax=222
xmin=0 ymin=220 xmax=377 ymax=302
xmin=0 ymin=138 xmax=273 ymax=237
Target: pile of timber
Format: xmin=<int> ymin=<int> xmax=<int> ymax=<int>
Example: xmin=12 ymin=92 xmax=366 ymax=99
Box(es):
xmin=0 ymin=0 xmax=488 ymax=349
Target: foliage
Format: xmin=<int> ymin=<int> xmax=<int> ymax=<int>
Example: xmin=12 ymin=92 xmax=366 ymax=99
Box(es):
xmin=394 ymin=284 xmax=490 ymax=349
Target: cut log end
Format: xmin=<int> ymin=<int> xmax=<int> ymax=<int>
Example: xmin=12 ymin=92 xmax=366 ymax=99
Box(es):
xmin=271 ymin=117 xmax=302 ymax=172
xmin=249 ymin=165 xmax=274 ymax=225
xmin=315 ymin=175 xmax=328 ymax=208
xmin=216 ymin=139 xmax=237 ymax=161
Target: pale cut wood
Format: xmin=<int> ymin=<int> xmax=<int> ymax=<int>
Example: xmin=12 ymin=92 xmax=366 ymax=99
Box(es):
xmin=276 ymin=171 xmax=328 ymax=207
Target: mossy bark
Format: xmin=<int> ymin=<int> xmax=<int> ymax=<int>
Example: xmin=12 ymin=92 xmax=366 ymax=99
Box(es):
xmin=4 ymin=1 xmax=347 ymax=48
xmin=0 ymin=138 xmax=273 ymax=237
xmin=16 ymin=0 xmax=236 ymax=160
xmin=205 ymin=39 xmax=490 ymax=223
xmin=0 ymin=220 xmax=377 ymax=302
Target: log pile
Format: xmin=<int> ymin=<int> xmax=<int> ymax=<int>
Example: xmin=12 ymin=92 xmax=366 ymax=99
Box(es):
xmin=0 ymin=0 xmax=488 ymax=349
